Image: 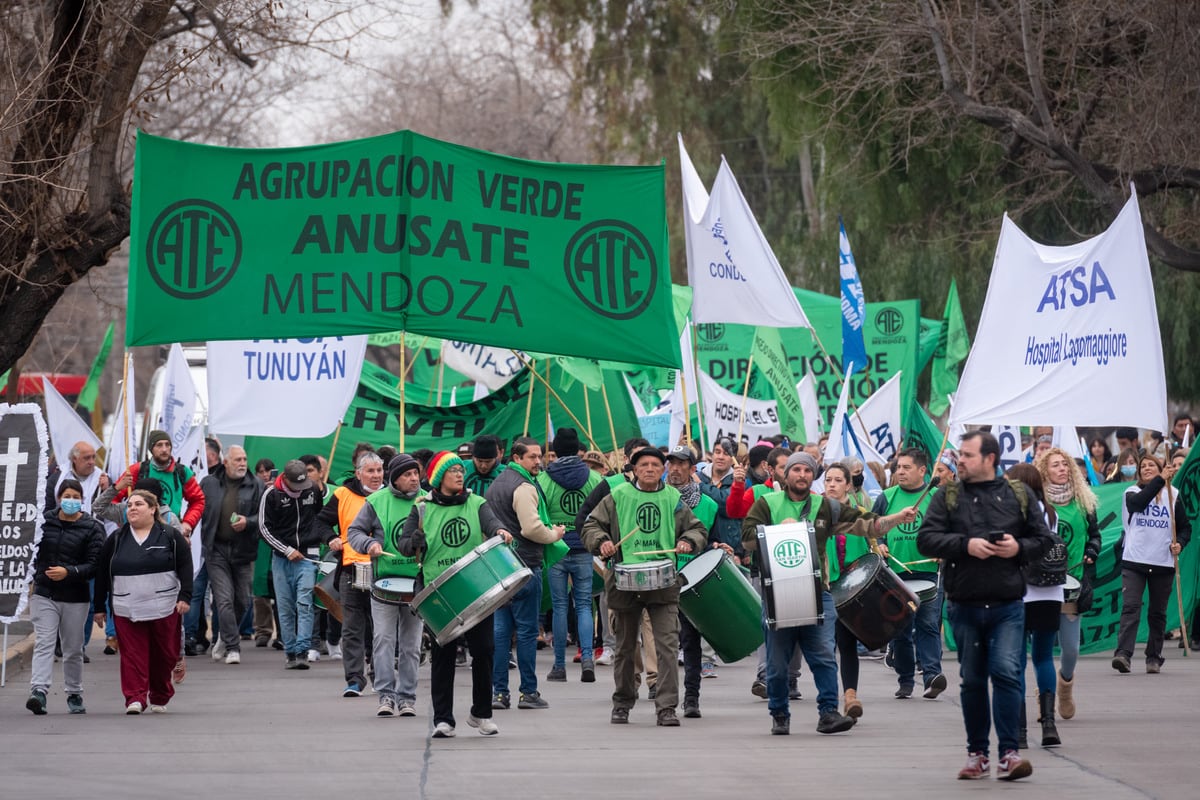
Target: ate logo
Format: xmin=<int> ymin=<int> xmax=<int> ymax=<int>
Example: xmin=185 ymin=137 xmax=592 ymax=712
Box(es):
xmin=896 ymin=506 xmax=925 ymax=535
xmin=146 ymin=199 xmax=242 ymax=300
xmin=696 ymin=323 xmax=725 ymax=343
xmin=389 ymin=519 xmax=405 ymax=553
xmin=773 ymin=539 xmax=808 ymax=569
xmin=560 ymin=489 xmax=585 ymax=517
xmin=874 ymin=307 xmax=904 ymax=336
xmin=635 ymin=502 xmax=662 ymax=533
xmin=440 ymin=517 xmax=471 ymax=548
xmin=564 ymin=220 xmax=657 ymax=320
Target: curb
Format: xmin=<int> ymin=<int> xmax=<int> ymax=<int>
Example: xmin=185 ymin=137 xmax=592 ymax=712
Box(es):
xmin=2 ymin=632 xmax=36 ymax=682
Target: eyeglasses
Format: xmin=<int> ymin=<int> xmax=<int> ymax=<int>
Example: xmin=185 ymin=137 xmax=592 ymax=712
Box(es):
xmin=446 ymin=465 xmax=465 ymax=474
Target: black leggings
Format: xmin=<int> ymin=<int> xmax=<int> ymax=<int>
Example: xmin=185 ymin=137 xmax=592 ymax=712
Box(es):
xmin=835 ymin=620 xmax=860 ymax=691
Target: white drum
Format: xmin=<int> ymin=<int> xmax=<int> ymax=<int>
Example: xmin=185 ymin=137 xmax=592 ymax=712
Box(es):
xmin=613 ymin=559 xmax=677 ymax=592
xmin=756 ymin=522 xmax=822 ymax=629
xmin=1061 ymin=575 xmax=1082 ymax=615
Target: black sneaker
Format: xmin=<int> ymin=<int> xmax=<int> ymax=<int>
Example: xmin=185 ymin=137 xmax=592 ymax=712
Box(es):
xmin=183 ymin=638 xmax=200 ymax=657
xmin=895 ymin=684 xmax=914 ymax=699
xmin=817 ymin=710 xmax=856 ymax=734
xmin=611 ymin=707 xmax=630 ymax=724
xmin=492 ymin=692 xmax=511 ymax=710
xmin=546 ymin=666 xmax=567 ymax=682
xmin=884 ymin=641 xmax=895 ymax=668
xmin=1111 ymin=654 xmax=1131 ymax=673
xmin=923 ymin=673 xmax=948 ymax=699
xmin=683 ymin=700 xmax=702 ymax=718
xmin=656 ymin=708 xmax=680 ymax=727
xmin=751 ymin=680 xmax=767 ymax=699
xmin=771 ymin=715 xmax=790 ymax=735
xmin=647 ymin=685 xmax=657 ymax=700
xmin=581 ymin=662 xmax=596 ymax=683
xmin=518 ymin=691 xmax=549 ymax=709
xmin=255 ymin=637 xmax=270 ymax=648
xmin=26 ymin=690 xmax=47 ymax=716
xmin=271 ymin=639 xmax=285 ymax=651
xmin=66 ymin=694 xmax=86 ymax=714
xmin=82 ymin=652 xmax=90 ymax=664
xmin=788 ymin=679 xmax=802 ymax=700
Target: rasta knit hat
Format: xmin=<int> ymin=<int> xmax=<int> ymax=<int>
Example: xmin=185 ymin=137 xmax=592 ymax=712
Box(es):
xmin=146 ymin=430 xmax=170 ymax=449
xmin=387 ymin=453 xmax=421 ymax=486
xmin=427 ymin=451 xmax=464 ymax=489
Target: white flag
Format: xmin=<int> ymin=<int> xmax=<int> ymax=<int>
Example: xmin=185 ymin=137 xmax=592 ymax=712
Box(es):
xmin=105 ymin=358 xmax=137 ymax=482
xmin=440 ymin=341 xmax=524 ymax=391
xmin=1052 ymin=426 xmax=1087 ymax=462
xmin=177 ymin=425 xmax=208 ymax=576
xmin=994 ymin=425 xmax=1023 ymax=473
xmin=679 ymin=135 xmax=811 ymax=328
xmin=668 ymin=321 xmax=701 ymax=448
xmin=207 ymin=337 xmax=367 ymax=437
xmin=796 ymin=374 xmax=823 ymax=444
xmin=821 ymin=377 xmax=887 ymax=468
xmin=158 ymin=343 xmax=197 ymax=451
xmin=42 ymin=378 xmax=101 ymax=471
xmin=472 ymin=382 xmax=489 ymax=402
xmin=850 ymin=372 xmax=903 ymax=463
xmin=951 ymin=192 xmax=1167 ymax=431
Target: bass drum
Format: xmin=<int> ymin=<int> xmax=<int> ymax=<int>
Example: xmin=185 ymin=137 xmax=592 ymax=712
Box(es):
xmin=312 ymin=555 xmax=343 ymax=623
xmin=678 ymin=548 xmax=763 ymax=663
xmin=832 ymin=553 xmax=918 ymax=650
xmin=413 ymin=536 xmax=533 ymax=646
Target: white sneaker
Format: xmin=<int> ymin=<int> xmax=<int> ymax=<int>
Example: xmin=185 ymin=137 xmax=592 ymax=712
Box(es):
xmin=307 ymin=649 xmax=320 ymax=663
xmin=468 ymin=715 xmax=499 ymax=735
xmin=596 ymin=647 xmax=614 ymax=666
xmin=432 ymin=721 xmax=455 ymax=738
xmin=125 ymin=701 xmax=144 ymax=715
xmin=225 ymin=650 xmax=241 ymax=665
xmin=328 ymin=643 xmax=342 ymax=660
xmin=211 ymin=639 xmax=226 ymax=661
xmin=149 ymin=704 xmax=167 ymax=713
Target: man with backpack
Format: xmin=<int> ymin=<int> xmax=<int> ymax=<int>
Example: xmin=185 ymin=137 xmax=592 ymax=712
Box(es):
xmin=114 ymin=430 xmax=205 ymax=536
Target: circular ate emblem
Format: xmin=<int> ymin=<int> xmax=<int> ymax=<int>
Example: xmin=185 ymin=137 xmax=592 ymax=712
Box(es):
xmin=564 ymin=220 xmax=657 ymax=320
xmin=874 ymin=307 xmax=905 ymax=336
xmin=560 ymin=490 xmax=585 ymax=517
xmin=389 ymin=519 xmax=405 ymax=553
xmin=440 ymin=517 xmax=471 ymax=548
xmin=635 ymin=502 xmax=662 ymax=534
xmin=697 ymin=323 xmax=725 ymax=344
xmin=773 ymin=539 xmax=807 ymax=569
xmin=146 ymin=199 xmax=242 ymax=300
xmin=897 ymin=507 xmax=925 ymax=535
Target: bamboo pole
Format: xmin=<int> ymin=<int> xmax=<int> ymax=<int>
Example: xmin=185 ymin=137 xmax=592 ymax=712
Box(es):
xmin=544 ymin=360 xmax=552 ymax=446
xmin=522 ymin=358 xmax=536 ymax=435
xmin=435 ymin=358 xmax=445 ymax=408
xmin=398 ymin=334 xmax=407 ymax=451
xmin=734 ymin=354 xmax=755 ymax=446
xmin=600 ymin=381 xmax=620 ymax=470
xmin=584 ymin=386 xmax=593 ymax=441
xmin=121 ymin=353 xmax=131 ymax=462
xmin=1166 ymin=478 xmax=1190 ymax=657
xmin=690 ymin=322 xmax=709 ymax=451
xmin=679 ymin=360 xmax=693 ymax=447
xmin=324 ymin=422 xmax=344 ymax=481
xmin=511 ymin=352 xmax=601 ymax=451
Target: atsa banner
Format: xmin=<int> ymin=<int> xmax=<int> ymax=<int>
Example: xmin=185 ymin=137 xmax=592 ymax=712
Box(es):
xmin=128 ymin=130 xmax=680 ymax=367
xmin=0 ymin=404 xmax=50 ymax=624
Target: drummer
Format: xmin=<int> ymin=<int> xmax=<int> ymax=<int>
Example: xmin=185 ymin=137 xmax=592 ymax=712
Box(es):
xmin=664 ymin=444 xmax=722 ymax=719
xmin=741 ymin=452 xmax=917 ymax=736
xmin=872 ymin=448 xmax=947 ymax=701
xmin=581 ymin=446 xmax=707 ymax=727
xmin=347 ymin=454 xmax=425 ymax=718
xmin=396 ymin=452 xmax=514 ymax=738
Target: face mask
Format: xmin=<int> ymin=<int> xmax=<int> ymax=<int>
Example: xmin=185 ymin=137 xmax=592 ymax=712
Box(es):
xmin=852 ymin=474 xmax=864 ymax=489
xmin=1120 ymin=465 xmax=1137 ymax=478
xmin=60 ymin=498 xmax=82 ymax=515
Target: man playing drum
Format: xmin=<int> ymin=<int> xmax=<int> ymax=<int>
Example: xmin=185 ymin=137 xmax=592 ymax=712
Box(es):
xmin=396 ymin=452 xmax=513 ymax=738
xmin=581 ymin=446 xmax=707 ymax=727
xmin=741 ymin=452 xmax=917 ymax=736
xmin=347 ymin=453 xmax=425 ymax=718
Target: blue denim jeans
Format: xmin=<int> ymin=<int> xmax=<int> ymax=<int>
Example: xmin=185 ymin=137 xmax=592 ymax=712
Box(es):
xmin=765 ymin=591 xmax=839 ymax=718
xmin=1023 ymin=628 xmax=1057 ymax=694
xmin=493 ymin=566 xmax=542 ymax=696
xmin=892 ymin=579 xmax=944 ymax=688
xmin=183 ymin=563 xmax=210 ymax=641
xmin=550 ymin=553 xmax=595 ymax=669
xmin=271 ymin=555 xmax=317 ymax=657
xmin=947 ymin=599 xmax=1025 ymax=755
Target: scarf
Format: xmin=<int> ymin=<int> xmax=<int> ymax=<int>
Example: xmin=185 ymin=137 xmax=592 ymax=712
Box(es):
xmin=678 ymin=481 xmax=702 ymax=509
xmin=1045 ymin=481 xmax=1074 ymax=506
xmin=508 ymin=462 xmax=552 ymax=526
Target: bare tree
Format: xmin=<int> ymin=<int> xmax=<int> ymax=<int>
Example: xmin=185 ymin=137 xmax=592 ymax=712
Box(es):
xmin=731 ymin=0 xmax=1200 ymax=269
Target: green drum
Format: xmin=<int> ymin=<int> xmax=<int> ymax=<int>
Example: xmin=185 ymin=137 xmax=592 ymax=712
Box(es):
xmin=414 ymin=536 xmax=533 ymax=646
xmin=678 ymin=548 xmax=764 ymax=663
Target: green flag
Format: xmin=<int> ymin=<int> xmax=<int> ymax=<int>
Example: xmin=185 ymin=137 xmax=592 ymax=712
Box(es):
xmin=929 ymin=280 xmax=969 ymax=415
xmin=76 ymin=322 xmax=115 ymax=411
xmin=904 ymin=398 xmax=948 ymax=466
xmin=750 ymin=326 xmax=805 ymax=438
xmin=127 ymin=130 xmax=680 ymax=367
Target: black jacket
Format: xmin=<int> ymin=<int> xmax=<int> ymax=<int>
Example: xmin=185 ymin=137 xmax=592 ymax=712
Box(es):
xmin=258 ymin=476 xmax=325 ymax=558
xmin=916 ymin=477 xmax=1060 ymax=603
xmin=200 ymin=472 xmax=265 ymax=565
xmin=32 ymin=511 xmax=106 ymax=603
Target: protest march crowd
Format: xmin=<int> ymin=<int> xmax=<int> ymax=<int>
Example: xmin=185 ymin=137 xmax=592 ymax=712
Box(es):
xmin=24 ymin=416 xmax=1196 ymax=783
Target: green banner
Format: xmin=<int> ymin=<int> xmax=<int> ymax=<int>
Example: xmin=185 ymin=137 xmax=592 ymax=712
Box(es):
xmin=751 ymin=325 xmax=804 ymax=436
xmin=929 ymin=279 xmax=969 ymax=415
xmin=903 ymin=399 xmax=949 ymax=466
xmin=76 ymin=321 xmax=114 ymax=411
xmin=243 ymin=361 xmax=639 ymax=481
xmin=128 ymin=131 xmax=680 ymax=366
xmin=695 ymin=289 xmax=923 ymax=430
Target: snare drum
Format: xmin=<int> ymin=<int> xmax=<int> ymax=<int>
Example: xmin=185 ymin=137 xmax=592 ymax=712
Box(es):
xmin=351 ymin=561 xmax=374 ymax=591
xmin=1061 ymin=575 xmax=1082 ymax=615
xmin=833 ymin=553 xmax=919 ymax=650
xmin=901 ymin=576 xmax=938 ymax=605
xmin=613 ymin=560 xmax=677 ymax=592
xmin=756 ymin=522 xmax=823 ymax=629
xmin=372 ymin=576 xmax=417 ymax=606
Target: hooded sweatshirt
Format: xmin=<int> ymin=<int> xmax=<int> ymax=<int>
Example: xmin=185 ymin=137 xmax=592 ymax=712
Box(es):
xmin=539 ymin=456 xmax=602 ymax=553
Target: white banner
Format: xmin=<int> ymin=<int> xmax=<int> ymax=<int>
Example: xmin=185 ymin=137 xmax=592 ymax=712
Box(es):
xmin=994 ymin=425 xmax=1023 ymax=473
xmin=207 ymin=337 xmax=366 ymax=437
xmin=440 ymin=341 xmax=524 ymax=391
xmin=951 ymin=193 xmax=1167 ymax=431
xmin=105 ymin=359 xmax=137 ymax=482
xmin=42 ymin=378 xmax=102 ymax=471
xmin=679 ymin=136 xmax=811 ymax=328
xmin=697 ymin=370 xmax=781 ymax=450
xmin=157 ymin=343 xmax=197 ymax=451
xmin=668 ymin=321 xmax=700 ymax=448
xmin=796 ymin=374 xmax=822 ymax=444
xmin=851 ymin=371 xmax=903 ymax=462
xmin=177 ymin=425 xmax=208 ymax=576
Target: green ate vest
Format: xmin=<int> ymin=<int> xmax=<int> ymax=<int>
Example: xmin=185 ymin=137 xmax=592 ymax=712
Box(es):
xmin=1049 ymin=498 xmax=1088 ymax=580
xmin=762 ymin=491 xmax=830 ymax=580
xmin=537 ymin=470 xmax=603 ymax=529
xmin=421 ymin=494 xmax=487 ymax=583
xmin=882 ymin=485 xmax=935 ymax=575
xmin=365 ymin=488 xmax=419 ymax=579
xmin=612 ymin=482 xmax=681 ymax=566
xmin=677 ymin=494 xmax=718 ymax=567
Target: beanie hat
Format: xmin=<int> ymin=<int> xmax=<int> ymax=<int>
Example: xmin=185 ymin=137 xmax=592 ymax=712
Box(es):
xmin=473 ymin=435 xmax=500 ymax=461
xmin=551 ymin=427 xmax=582 ymax=458
xmin=146 ymin=430 xmax=170 ymax=449
xmin=629 ymin=446 xmax=666 ymax=466
xmin=134 ymin=477 xmax=165 ymax=506
xmin=427 ymin=451 xmax=464 ymax=489
xmin=748 ymin=444 xmax=773 ymax=469
xmin=387 ymin=453 xmax=421 ymax=486
xmin=784 ymin=451 xmax=819 ymax=476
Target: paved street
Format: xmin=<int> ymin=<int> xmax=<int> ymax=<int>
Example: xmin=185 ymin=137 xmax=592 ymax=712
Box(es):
xmin=2 ymin=628 xmax=1197 ymax=800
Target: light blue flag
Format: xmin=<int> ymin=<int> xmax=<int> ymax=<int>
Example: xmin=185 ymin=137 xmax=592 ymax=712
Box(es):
xmin=838 ymin=217 xmax=868 ymax=377
xmin=841 ymin=412 xmax=885 ymax=502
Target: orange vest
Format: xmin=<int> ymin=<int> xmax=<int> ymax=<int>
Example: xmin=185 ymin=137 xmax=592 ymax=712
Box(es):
xmin=334 ymin=485 xmax=372 ymax=566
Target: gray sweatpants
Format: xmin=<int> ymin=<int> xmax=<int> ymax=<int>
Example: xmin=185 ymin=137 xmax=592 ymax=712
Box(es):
xmin=30 ymin=595 xmax=90 ymax=694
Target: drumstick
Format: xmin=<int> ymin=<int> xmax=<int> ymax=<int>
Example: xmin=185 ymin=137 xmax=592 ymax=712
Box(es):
xmin=903 ymin=558 xmax=939 ymax=567
xmin=885 ymin=551 xmax=909 ymax=572
xmin=630 ymin=548 xmax=679 ymax=556
xmin=613 ymin=526 xmax=642 ymax=549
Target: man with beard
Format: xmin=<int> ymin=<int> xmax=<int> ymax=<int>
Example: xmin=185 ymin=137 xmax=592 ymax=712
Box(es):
xmin=57 ymin=441 xmax=110 ymax=513
xmin=116 ymin=430 xmax=204 ymax=536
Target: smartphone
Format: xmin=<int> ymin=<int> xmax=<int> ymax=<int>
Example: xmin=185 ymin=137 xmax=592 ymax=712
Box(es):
xmin=270 ymin=469 xmax=280 ymax=480
xmin=987 ymin=531 xmax=1007 ymax=544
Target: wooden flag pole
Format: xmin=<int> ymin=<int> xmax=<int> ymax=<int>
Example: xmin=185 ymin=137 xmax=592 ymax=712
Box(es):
xmin=600 ymin=381 xmax=620 ymax=469
xmin=584 ymin=386 xmax=593 ymax=442
xmin=121 ymin=352 xmax=131 ymax=463
xmin=690 ymin=323 xmax=709 ymax=451
xmin=1166 ymin=479 xmax=1190 ymax=657
xmin=544 ymin=360 xmax=552 ymax=446
xmin=398 ymin=333 xmax=407 ymax=451
xmin=734 ymin=354 xmax=755 ymax=446
xmin=522 ymin=358 xmax=536 ymax=435
xmin=324 ymin=422 xmax=344 ymax=481
xmin=435 ymin=358 xmax=445 ymax=408
xmin=679 ymin=361 xmax=693 ymax=447
xmin=511 ymin=351 xmax=601 ymax=451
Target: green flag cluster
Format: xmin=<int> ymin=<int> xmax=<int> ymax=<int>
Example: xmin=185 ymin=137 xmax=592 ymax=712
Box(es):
xmin=751 ymin=326 xmax=805 ymax=437
xmin=929 ymin=280 xmax=969 ymax=415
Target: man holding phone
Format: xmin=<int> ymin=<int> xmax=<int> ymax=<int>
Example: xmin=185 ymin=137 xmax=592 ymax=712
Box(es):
xmin=917 ymin=431 xmax=1059 ymax=782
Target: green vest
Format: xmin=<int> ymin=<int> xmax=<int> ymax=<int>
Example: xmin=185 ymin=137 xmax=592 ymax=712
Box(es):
xmin=606 ymin=474 xmax=628 ymax=489
xmin=612 ymin=482 xmax=680 ymax=566
xmin=365 ymin=488 xmax=419 ymax=579
xmin=421 ymin=494 xmax=487 ymax=583
xmin=882 ymin=484 xmax=935 ymax=574
xmin=537 ymin=470 xmax=603 ymax=529
xmin=1049 ymin=498 xmax=1088 ymax=580
xmin=677 ymin=494 xmax=718 ymax=568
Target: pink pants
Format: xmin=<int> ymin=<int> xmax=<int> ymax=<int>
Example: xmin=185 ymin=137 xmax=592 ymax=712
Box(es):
xmin=114 ymin=613 xmax=182 ymax=707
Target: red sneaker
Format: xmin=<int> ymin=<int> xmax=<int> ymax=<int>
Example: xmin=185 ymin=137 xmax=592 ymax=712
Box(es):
xmin=996 ymin=750 xmax=1032 ymax=781
xmin=957 ymin=751 xmax=990 ymax=780
xmin=573 ymin=648 xmax=582 ymax=663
